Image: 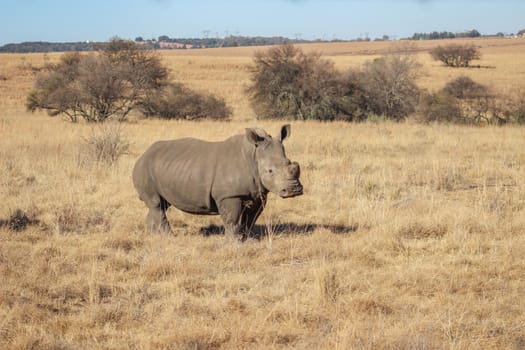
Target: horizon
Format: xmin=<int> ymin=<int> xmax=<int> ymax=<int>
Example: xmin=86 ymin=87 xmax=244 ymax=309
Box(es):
xmin=1 ymin=0 xmax=524 ymax=46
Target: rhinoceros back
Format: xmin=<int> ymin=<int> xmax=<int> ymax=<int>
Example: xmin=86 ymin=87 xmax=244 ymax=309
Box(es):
xmin=133 ymin=138 xmax=221 ymax=214
xmin=133 ymin=135 xmax=256 ymax=215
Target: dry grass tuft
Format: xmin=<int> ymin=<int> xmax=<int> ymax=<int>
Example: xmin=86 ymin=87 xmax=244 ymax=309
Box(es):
xmin=397 ymin=222 xmax=449 ymax=240
xmin=350 ymin=298 xmax=394 ymax=315
xmin=78 ymin=124 xmax=130 ymax=167
xmin=315 ymin=264 xmax=342 ymax=304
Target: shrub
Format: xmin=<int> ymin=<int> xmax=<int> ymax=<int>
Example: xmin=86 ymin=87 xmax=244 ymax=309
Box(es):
xmin=442 ymin=75 xmax=489 ymax=99
xmin=330 ymin=69 xmax=369 ymax=122
xmin=430 ymin=44 xmax=481 ymax=67
xmin=418 ymin=76 xmax=504 ymax=125
xmin=139 ymin=82 xmax=231 ymax=120
xmin=247 ymin=44 xmax=370 ymax=121
xmin=444 ymin=76 xmax=496 ymax=124
xmin=247 ymin=44 xmax=328 ymax=120
xmin=27 ymin=38 xmax=168 ymax=122
xmin=361 ymin=52 xmax=421 ymax=120
xmin=418 ymin=91 xmax=463 ymax=123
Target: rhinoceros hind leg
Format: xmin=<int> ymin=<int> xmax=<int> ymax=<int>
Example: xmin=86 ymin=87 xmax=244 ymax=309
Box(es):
xmin=146 ymin=207 xmax=172 ymax=234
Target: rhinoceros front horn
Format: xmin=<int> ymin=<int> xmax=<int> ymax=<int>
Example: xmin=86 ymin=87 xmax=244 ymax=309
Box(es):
xmin=288 ymin=162 xmax=300 ymax=179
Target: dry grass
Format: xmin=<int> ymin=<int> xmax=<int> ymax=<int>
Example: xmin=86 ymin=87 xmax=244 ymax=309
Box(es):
xmin=1 ymin=39 xmax=525 ymax=349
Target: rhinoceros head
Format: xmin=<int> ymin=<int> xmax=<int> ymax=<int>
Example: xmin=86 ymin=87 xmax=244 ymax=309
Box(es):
xmin=246 ymin=124 xmax=303 ymax=198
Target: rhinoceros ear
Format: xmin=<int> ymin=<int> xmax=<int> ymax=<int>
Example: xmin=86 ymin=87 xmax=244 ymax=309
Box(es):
xmin=246 ymin=128 xmax=266 ymax=146
xmin=278 ymin=124 xmax=291 ymax=142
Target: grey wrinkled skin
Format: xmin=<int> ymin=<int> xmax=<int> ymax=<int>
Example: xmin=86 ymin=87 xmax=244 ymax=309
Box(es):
xmin=132 ymin=124 xmax=303 ymax=239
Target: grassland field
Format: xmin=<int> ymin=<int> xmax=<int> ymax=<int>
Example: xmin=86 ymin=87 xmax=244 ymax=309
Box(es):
xmin=1 ymin=37 xmax=525 ymax=349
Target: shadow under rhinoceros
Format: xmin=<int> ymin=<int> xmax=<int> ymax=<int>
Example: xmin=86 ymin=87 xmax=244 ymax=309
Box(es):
xmin=199 ymin=222 xmax=358 ymax=239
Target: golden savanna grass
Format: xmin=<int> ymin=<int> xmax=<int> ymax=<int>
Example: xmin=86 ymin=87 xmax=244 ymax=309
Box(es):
xmin=1 ymin=38 xmax=525 ymax=349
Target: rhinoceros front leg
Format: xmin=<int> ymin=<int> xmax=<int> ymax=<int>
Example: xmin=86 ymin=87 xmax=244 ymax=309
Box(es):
xmin=240 ymin=197 xmax=266 ymax=238
xmin=217 ymin=198 xmax=243 ymax=239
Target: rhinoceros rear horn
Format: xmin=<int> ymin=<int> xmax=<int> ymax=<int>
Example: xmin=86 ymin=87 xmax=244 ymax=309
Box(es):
xmin=279 ymin=124 xmax=291 ymax=142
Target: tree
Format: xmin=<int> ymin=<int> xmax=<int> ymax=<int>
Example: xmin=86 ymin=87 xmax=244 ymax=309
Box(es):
xmin=429 ymin=44 xmax=481 ymax=68
xmin=27 ymin=38 xmax=168 ymax=122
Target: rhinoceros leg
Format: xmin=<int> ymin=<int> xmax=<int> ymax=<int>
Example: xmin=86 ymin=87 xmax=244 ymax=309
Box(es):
xmin=145 ymin=196 xmax=172 ymax=234
xmin=217 ymin=198 xmax=243 ymax=239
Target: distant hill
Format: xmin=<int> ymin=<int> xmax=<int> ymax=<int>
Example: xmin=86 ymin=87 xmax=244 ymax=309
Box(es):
xmin=0 ymin=36 xmax=340 ymax=53
xmin=0 ymin=41 xmax=96 ymax=53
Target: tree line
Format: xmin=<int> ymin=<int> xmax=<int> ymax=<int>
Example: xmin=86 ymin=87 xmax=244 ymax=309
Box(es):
xmin=0 ymin=41 xmax=94 ymax=53
xmin=410 ymin=29 xmax=481 ymax=41
xmin=1 ymin=36 xmax=315 ymax=53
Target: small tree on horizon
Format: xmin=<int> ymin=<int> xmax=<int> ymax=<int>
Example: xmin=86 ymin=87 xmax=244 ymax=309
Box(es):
xmin=429 ymin=44 xmax=481 ymax=68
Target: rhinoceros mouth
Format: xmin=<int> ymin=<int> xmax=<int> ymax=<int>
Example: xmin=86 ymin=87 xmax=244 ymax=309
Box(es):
xmin=279 ymin=182 xmax=303 ymax=198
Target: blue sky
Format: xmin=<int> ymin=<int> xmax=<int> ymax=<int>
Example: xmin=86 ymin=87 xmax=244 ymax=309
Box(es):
xmin=1 ymin=0 xmax=524 ymax=45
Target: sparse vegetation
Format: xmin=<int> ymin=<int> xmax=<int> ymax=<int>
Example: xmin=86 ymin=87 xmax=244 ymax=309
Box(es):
xmin=2 ymin=38 xmax=525 ymax=349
